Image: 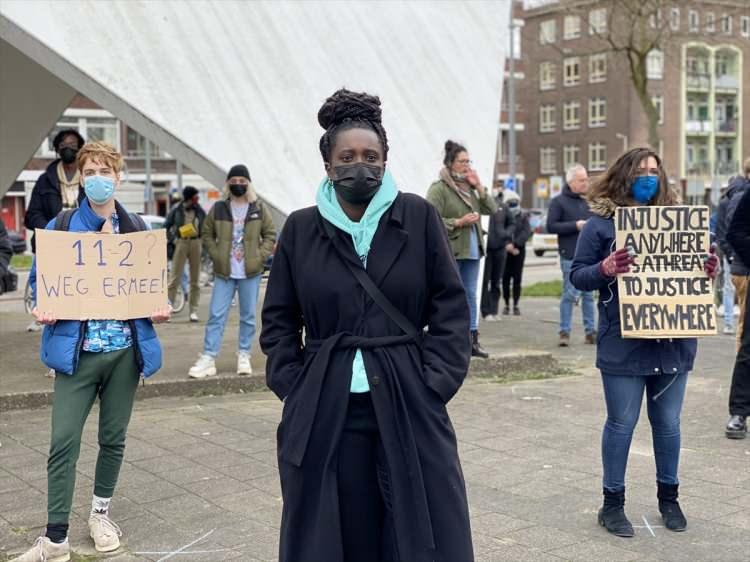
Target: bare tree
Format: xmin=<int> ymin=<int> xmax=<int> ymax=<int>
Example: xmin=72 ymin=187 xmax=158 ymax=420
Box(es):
xmin=556 ymin=0 xmax=747 ymax=149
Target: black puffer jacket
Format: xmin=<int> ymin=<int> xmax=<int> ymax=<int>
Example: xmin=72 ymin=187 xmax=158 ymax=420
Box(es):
xmin=24 ymin=160 xmax=84 ymax=253
xmin=546 ymin=183 xmax=593 ymax=259
xmin=717 ymin=175 xmax=750 ymax=276
xmin=486 ymin=196 xmax=515 ymax=250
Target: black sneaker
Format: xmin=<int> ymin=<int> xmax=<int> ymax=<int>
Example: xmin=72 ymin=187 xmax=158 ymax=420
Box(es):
xmin=513 ymin=307 xmax=521 ymax=316
xmin=502 ymin=306 xmax=510 ymax=315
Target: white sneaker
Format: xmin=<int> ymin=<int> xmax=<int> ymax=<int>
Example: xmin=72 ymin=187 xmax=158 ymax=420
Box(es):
xmin=88 ymin=513 xmax=121 ymax=553
xmin=723 ymin=326 xmax=735 ymax=335
xmin=10 ymin=536 xmax=70 ymax=562
xmin=189 ymin=312 xmax=199 ymax=322
xmin=189 ymin=354 xmax=216 ymax=378
xmin=26 ymin=320 xmax=41 ymax=332
xmin=237 ymin=351 xmax=252 ymax=375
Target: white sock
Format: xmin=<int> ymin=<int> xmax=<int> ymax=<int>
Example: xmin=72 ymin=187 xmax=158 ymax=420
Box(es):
xmin=91 ymin=495 xmax=111 ymax=516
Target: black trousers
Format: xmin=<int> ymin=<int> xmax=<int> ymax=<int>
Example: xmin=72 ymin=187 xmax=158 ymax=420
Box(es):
xmin=503 ymin=247 xmax=526 ymax=307
xmin=729 ymin=289 xmax=750 ymax=416
xmin=480 ymin=248 xmax=507 ymax=317
xmin=338 ymin=393 xmax=398 ymax=562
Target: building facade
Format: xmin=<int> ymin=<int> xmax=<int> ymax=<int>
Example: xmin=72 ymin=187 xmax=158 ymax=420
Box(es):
xmin=518 ymin=0 xmax=749 ymax=207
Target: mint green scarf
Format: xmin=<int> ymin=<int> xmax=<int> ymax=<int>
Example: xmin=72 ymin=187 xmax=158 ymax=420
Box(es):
xmin=316 ymin=170 xmax=398 ymax=393
xmin=316 ymin=169 xmax=398 ymax=266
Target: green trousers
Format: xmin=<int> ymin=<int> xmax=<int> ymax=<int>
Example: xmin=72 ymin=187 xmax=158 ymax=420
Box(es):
xmin=47 ymin=347 xmax=140 ymax=524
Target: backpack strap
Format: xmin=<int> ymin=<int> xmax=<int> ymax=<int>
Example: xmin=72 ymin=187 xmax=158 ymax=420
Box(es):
xmin=53 ymin=209 xmax=76 ymax=231
xmin=129 ymin=213 xmax=148 ymax=231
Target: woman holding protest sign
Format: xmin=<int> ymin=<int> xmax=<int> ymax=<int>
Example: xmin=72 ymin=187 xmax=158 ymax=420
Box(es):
xmin=12 ymin=141 xmax=171 ymax=562
xmin=570 ymin=148 xmax=719 ymax=538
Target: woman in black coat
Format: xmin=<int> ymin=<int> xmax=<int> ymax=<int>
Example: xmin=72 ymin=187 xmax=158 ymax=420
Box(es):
xmin=260 ymin=89 xmax=474 ymax=562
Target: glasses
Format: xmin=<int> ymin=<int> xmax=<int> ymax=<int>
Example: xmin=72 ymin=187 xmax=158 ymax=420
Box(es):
xmin=456 ymin=159 xmax=472 ymax=165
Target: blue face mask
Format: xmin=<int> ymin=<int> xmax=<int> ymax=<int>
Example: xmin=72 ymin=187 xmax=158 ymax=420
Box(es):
xmin=631 ymin=175 xmax=659 ymax=204
xmin=84 ymin=175 xmax=115 ymax=205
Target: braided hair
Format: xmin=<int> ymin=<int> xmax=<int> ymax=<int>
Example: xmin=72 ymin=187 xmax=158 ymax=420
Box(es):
xmin=443 ymin=140 xmax=467 ymax=167
xmin=318 ymin=89 xmax=389 ymax=163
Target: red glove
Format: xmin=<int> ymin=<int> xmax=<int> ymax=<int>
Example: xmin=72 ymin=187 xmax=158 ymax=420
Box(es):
xmin=599 ymin=248 xmax=634 ymax=277
xmin=704 ymin=244 xmax=720 ymax=280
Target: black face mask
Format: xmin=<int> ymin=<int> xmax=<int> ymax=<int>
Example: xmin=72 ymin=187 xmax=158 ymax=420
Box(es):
xmin=229 ymin=184 xmax=248 ymax=197
xmin=59 ymin=147 xmax=78 ymax=164
xmin=332 ymin=164 xmax=383 ymax=205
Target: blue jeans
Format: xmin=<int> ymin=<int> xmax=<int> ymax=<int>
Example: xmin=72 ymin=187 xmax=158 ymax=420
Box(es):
xmin=203 ymin=275 xmax=262 ymax=357
xmin=723 ymin=257 xmax=735 ymax=330
xmin=601 ymin=372 xmax=688 ymax=492
xmin=560 ymin=258 xmax=595 ymax=335
xmin=457 ymin=259 xmax=480 ymax=331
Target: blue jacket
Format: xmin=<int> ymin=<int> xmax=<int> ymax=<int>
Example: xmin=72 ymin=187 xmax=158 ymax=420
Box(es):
xmin=569 ymin=201 xmax=696 ymax=377
xmin=30 ymin=199 xmax=163 ymax=377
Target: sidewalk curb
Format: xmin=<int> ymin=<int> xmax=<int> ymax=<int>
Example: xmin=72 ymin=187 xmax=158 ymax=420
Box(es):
xmin=0 ymin=351 xmax=559 ymax=412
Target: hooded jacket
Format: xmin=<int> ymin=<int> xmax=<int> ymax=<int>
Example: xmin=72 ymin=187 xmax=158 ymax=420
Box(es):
xmin=717 ymin=175 xmax=750 ymax=276
xmin=569 ymin=195 xmax=697 ymax=377
xmin=546 ymin=183 xmax=593 ymax=259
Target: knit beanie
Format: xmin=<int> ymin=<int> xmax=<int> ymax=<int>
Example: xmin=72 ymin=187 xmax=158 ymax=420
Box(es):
xmin=227 ymin=164 xmax=251 ymax=181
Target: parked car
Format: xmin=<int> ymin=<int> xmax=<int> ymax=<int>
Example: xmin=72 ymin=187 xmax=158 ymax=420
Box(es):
xmin=7 ymin=230 xmax=27 ymax=254
xmin=530 ymin=212 xmax=558 ymax=257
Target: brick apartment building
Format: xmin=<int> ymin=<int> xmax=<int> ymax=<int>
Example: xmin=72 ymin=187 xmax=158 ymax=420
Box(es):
xmin=517 ymin=0 xmax=749 ymax=208
xmin=0 ymin=94 xmax=217 ymax=242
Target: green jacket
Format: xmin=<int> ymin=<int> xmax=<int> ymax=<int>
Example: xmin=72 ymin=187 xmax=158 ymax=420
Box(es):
xmin=202 ymin=198 xmax=276 ymax=278
xmin=426 ymin=179 xmax=497 ymax=259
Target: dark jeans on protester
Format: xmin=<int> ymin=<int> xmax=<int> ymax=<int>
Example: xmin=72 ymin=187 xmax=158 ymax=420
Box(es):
xmin=729 ymin=288 xmax=750 ymax=416
xmin=480 ymin=248 xmax=507 ymax=317
xmin=600 ymin=372 xmax=688 ymax=492
xmin=503 ymin=247 xmax=526 ymax=307
xmin=338 ymin=392 xmax=398 ymax=562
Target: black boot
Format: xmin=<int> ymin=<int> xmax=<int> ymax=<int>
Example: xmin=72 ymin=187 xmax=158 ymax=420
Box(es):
xmin=657 ymin=482 xmax=687 ymax=531
xmin=598 ymin=488 xmax=634 ymax=537
xmin=471 ymin=330 xmax=489 ymax=358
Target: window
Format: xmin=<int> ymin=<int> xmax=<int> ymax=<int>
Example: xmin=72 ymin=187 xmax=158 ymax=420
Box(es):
xmin=563 ymin=101 xmax=581 ymax=130
xmin=589 ymin=143 xmax=606 ymax=171
xmin=540 ymin=62 xmax=556 ymax=90
xmin=564 ymin=57 xmax=581 ymax=86
xmin=689 ymin=10 xmax=699 ymax=32
xmin=650 ymin=9 xmax=662 ymax=29
xmin=36 ymin=113 xmax=120 ymax=157
xmin=539 ymin=104 xmax=556 ymax=133
xmin=588 ymin=98 xmax=607 ymax=128
xmin=540 ymin=20 xmax=556 ymax=44
xmin=706 ymin=12 xmax=715 ymax=32
xmin=564 ymin=15 xmax=581 ymax=39
xmin=742 ymin=16 xmax=750 ymax=38
xmin=589 ymin=53 xmax=607 ymax=83
xmin=721 ymin=14 xmax=732 ymax=35
xmin=655 ymin=96 xmax=668 ymax=123
xmin=540 ymin=147 xmax=556 ymax=175
xmin=511 ymin=19 xmax=522 ymax=58
xmin=589 ymin=8 xmax=607 ymax=34
xmin=670 ymin=8 xmax=680 ymax=31
xmin=125 ymin=128 xmax=169 ymax=158
xmin=647 ymin=49 xmax=664 ymax=79
xmin=563 ymin=145 xmax=580 ymax=171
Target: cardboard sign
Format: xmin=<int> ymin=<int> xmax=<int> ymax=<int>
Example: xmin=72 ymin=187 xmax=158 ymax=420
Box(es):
xmin=35 ymin=229 xmax=167 ymax=320
xmin=615 ymin=206 xmax=716 ymax=338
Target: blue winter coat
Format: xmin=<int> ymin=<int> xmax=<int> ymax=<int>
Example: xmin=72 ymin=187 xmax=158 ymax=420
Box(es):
xmin=30 ymin=198 xmax=163 ymax=377
xmin=569 ymin=201 xmax=697 ymax=377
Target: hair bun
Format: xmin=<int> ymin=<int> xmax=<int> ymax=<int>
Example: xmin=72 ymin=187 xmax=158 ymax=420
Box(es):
xmin=445 ymin=140 xmax=459 ymax=153
xmin=318 ymin=88 xmax=382 ymax=130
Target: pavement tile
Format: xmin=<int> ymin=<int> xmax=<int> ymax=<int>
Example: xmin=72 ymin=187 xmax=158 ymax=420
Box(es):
xmin=548 ymin=538 xmax=643 ymax=561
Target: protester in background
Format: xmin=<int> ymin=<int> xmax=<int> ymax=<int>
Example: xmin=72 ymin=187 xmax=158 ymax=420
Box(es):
xmin=164 ymin=186 xmax=206 ymax=322
xmin=480 ymin=184 xmax=514 ymax=321
xmin=570 ymin=147 xmax=718 ymax=538
xmin=427 ymin=140 xmax=497 ymax=358
xmin=712 ymin=189 xmax=735 ymax=335
xmin=188 ymin=165 xmax=275 ymax=378
xmin=723 ymin=157 xmax=750 ymax=439
xmin=547 ymin=163 xmax=595 ymax=346
xmin=12 ymin=141 xmax=170 ymax=562
xmin=501 ymin=190 xmax=531 ymax=316
xmin=261 ymin=88 xmax=473 ymax=562
xmin=0 ymin=217 xmax=14 ymax=295
xmin=24 ymin=129 xmax=86 ymax=332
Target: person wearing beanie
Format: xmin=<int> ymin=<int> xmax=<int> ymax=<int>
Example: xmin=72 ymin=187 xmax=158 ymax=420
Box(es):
xmin=164 ymin=185 xmax=206 ymax=321
xmin=260 ymin=89 xmax=473 ymax=562
xmin=189 ymin=165 xmax=276 ymax=378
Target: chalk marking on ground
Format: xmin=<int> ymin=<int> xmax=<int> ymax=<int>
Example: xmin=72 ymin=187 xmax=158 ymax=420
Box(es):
xmin=641 ymin=515 xmax=656 ymax=537
xmin=134 ymin=528 xmax=216 ymax=562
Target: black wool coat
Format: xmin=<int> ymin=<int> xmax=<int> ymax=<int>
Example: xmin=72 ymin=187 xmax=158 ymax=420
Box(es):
xmin=260 ymin=192 xmax=474 ymax=562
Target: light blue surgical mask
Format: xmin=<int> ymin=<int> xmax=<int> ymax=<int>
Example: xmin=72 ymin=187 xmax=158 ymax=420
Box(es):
xmin=84 ymin=175 xmax=115 ymax=205
xmin=631 ymin=175 xmax=659 ymax=204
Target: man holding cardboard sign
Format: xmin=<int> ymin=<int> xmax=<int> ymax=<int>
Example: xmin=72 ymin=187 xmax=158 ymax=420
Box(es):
xmin=570 ymin=148 xmax=719 ymax=540
xmin=13 ymin=142 xmax=170 ymax=562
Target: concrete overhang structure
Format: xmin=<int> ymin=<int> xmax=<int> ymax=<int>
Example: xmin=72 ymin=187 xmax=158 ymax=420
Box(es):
xmin=0 ymin=0 xmax=509 ymax=219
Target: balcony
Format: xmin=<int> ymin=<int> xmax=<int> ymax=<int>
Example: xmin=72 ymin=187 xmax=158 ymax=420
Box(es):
xmin=715 ymin=161 xmax=739 ymax=175
xmin=715 ymin=75 xmax=739 ymax=91
xmin=716 ymin=119 xmax=738 ymax=135
xmin=686 ymin=161 xmax=711 ymax=176
xmin=685 ymin=121 xmax=712 ymax=134
xmin=686 ymin=73 xmax=711 ymax=91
